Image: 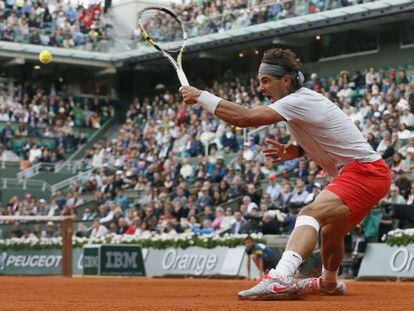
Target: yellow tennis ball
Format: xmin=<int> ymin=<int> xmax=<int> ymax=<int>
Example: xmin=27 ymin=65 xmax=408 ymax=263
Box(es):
xmin=39 ymin=50 xmax=52 ymax=64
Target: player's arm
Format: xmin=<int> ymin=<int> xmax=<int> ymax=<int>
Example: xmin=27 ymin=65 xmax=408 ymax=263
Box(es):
xmin=256 ymin=257 xmax=264 ymax=277
xmin=180 ymin=86 xmax=285 ymax=128
xmin=246 ymin=254 xmax=251 ymax=280
xmin=214 ymin=100 xmax=284 ymax=128
xmin=262 ymin=139 xmax=305 ymax=163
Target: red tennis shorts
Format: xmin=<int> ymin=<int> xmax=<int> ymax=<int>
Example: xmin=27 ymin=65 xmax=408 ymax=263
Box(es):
xmin=325 ymin=159 xmax=391 ymax=225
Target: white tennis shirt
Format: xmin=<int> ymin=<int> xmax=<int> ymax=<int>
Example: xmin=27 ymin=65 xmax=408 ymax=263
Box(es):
xmin=268 ymin=87 xmax=381 ymax=177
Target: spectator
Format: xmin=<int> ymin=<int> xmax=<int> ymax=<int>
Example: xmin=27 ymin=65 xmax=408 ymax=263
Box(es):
xmin=231 ymin=210 xmax=250 ymax=234
xmin=186 ymin=134 xmax=203 ymax=157
xmin=114 ymin=189 xmax=129 ymax=210
xmin=10 ymin=222 xmax=23 ymax=238
xmin=212 ymin=206 xmax=225 ymax=230
xmin=229 ymin=176 xmax=246 ymax=199
xmin=197 ymin=184 xmax=213 ymax=210
xmin=402 ymin=147 xmax=414 ymax=171
xmin=219 ymin=208 xmax=234 ymax=230
xmin=265 ymin=174 xmax=282 ymax=201
xmin=279 ymin=183 xmax=293 ymax=208
xmin=394 ymin=171 xmax=411 ymax=198
xmin=66 ymin=192 xmax=84 ymax=209
xmin=289 ymin=178 xmax=310 ymax=206
xmin=246 ymin=183 xmax=261 ymax=206
xmin=1 ymin=122 xmax=13 ymax=150
xmin=304 ymin=182 xmax=322 ymax=204
xmin=294 ymin=158 xmax=308 ymax=180
xmin=390 ymin=153 xmax=404 ymax=173
xmin=261 ymin=213 xmax=280 ymax=235
xmin=114 ymin=217 xmax=127 ymax=234
xmin=243 ymin=196 xmax=259 ymax=215
xmin=352 ymin=224 xmax=367 ymax=277
xmin=221 ymin=126 xmax=239 ymax=152
xmin=203 ymin=206 xmax=215 ymax=222
xmin=385 ymin=185 xmax=406 ymax=204
xmin=90 ymin=219 xmax=109 ymax=238
xmin=210 ymin=157 xmax=227 ymax=182
xmin=191 ymin=218 xmax=214 ymax=235
xmin=275 ymin=206 xmax=297 ymax=234
xmin=407 ymin=182 xmax=414 ymax=205
xmin=180 ymin=159 xmax=194 ymax=180
xmin=42 ymin=222 xmax=58 ymax=238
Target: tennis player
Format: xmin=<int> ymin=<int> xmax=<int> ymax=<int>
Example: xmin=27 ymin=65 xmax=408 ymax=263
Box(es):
xmin=180 ymin=48 xmax=391 ymax=300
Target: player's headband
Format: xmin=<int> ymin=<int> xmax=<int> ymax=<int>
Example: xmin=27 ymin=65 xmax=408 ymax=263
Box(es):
xmin=258 ymin=62 xmax=304 ymax=86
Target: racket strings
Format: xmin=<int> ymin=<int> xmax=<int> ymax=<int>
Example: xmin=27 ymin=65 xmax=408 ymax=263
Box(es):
xmin=139 ymin=9 xmax=184 ymax=50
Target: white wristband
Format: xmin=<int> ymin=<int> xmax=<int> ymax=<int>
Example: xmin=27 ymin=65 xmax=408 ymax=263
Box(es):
xmin=197 ymin=91 xmax=222 ymax=115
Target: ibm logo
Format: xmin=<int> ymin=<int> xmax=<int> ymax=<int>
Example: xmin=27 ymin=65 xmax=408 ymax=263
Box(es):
xmin=105 ymin=251 xmax=138 ymax=269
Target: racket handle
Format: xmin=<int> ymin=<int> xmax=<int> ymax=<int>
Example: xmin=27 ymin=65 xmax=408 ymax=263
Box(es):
xmin=176 ymin=68 xmax=189 ymax=86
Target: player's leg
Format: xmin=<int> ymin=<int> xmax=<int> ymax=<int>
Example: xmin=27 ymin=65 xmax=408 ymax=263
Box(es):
xmin=238 ymin=190 xmax=350 ymax=300
xmin=268 ymin=189 xmax=350 ymax=279
xmin=320 ymin=218 xmax=355 ymax=290
xmin=297 ymin=218 xmax=355 ymax=296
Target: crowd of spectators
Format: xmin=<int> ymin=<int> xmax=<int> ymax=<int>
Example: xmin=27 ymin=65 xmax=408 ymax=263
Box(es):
xmin=0 ymin=0 xmax=378 ymax=52
xmin=0 ymin=80 xmax=115 ymax=165
xmin=132 ymin=0 xmax=378 ymax=42
xmin=77 ymin=63 xmax=413 ymax=241
xmin=2 ymin=63 xmax=412 ymax=245
xmin=0 ymin=0 xmax=113 ymax=50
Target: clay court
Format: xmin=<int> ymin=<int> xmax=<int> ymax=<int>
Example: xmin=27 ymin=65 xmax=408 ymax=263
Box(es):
xmin=0 ymin=277 xmax=413 ymax=311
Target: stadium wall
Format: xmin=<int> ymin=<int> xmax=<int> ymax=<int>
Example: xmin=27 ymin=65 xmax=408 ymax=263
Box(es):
xmin=305 ymin=34 xmax=414 ymax=78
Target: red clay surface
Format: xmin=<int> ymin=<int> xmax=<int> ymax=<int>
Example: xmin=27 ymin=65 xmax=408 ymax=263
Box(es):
xmin=0 ymin=277 xmax=413 ymax=311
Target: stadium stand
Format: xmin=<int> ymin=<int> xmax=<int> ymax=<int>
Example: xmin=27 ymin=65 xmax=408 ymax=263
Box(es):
xmin=0 ymin=79 xmax=116 ymax=161
xmin=0 ymin=0 xmax=113 ymax=50
xmin=135 ymin=1 xmax=380 ymax=46
xmin=2 ymin=64 xmax=413 ymax=247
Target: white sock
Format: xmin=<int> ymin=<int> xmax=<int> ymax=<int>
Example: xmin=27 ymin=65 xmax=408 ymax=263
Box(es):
xmin=321 ymin=266 xmax=338 ymax=283
xmin=269 ymin=250 xmax=302 ymax=279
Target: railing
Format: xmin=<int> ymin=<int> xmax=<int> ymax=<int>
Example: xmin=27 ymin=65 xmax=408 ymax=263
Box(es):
xmin=54 ymin=159 xmax=92 ymax=173
xmin=16 ymin=162 xmax=42 ymax=180
xmin=50 ymin=169 xmax=93 ymax=196
xmin=3 ymin=167 xmax=93 ymax=196
xmin=1 ymin=159 xmax=20 ymax=170
xmin=16 ymin=159 xmax=92 ymax=180
xmin=0 ymin=178 xmax=52 ymax=192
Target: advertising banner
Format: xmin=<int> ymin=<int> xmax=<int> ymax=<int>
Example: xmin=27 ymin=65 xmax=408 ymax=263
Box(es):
xmin=99 ymin=245 xmax=145 ymax=276
xmin=0 ymin=248 xmax=83 ymax=275
xmin=358 ymin=243 xmax=414 ymax=279
xmin=144 ymin=246 xmax=260 ymax=278
xmin=83 ymin=245 xmax=100 ymax=275
xmin=0 ymin=245 xmax=256 ymax=277
xmin=83 ymin=244 xmax=145 ymax=276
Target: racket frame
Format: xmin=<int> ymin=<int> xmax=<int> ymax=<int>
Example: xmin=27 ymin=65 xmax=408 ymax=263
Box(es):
xmin=138 ymin=6 xmax=189 ymax=86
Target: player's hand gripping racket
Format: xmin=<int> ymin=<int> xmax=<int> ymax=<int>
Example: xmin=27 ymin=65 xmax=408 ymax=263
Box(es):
xmin=138 ymin=6 xmax=189 ymax=86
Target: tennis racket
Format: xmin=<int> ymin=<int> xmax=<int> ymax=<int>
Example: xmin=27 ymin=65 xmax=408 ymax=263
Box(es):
xmin=138 ymin=6 xmax=189 ymax=86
